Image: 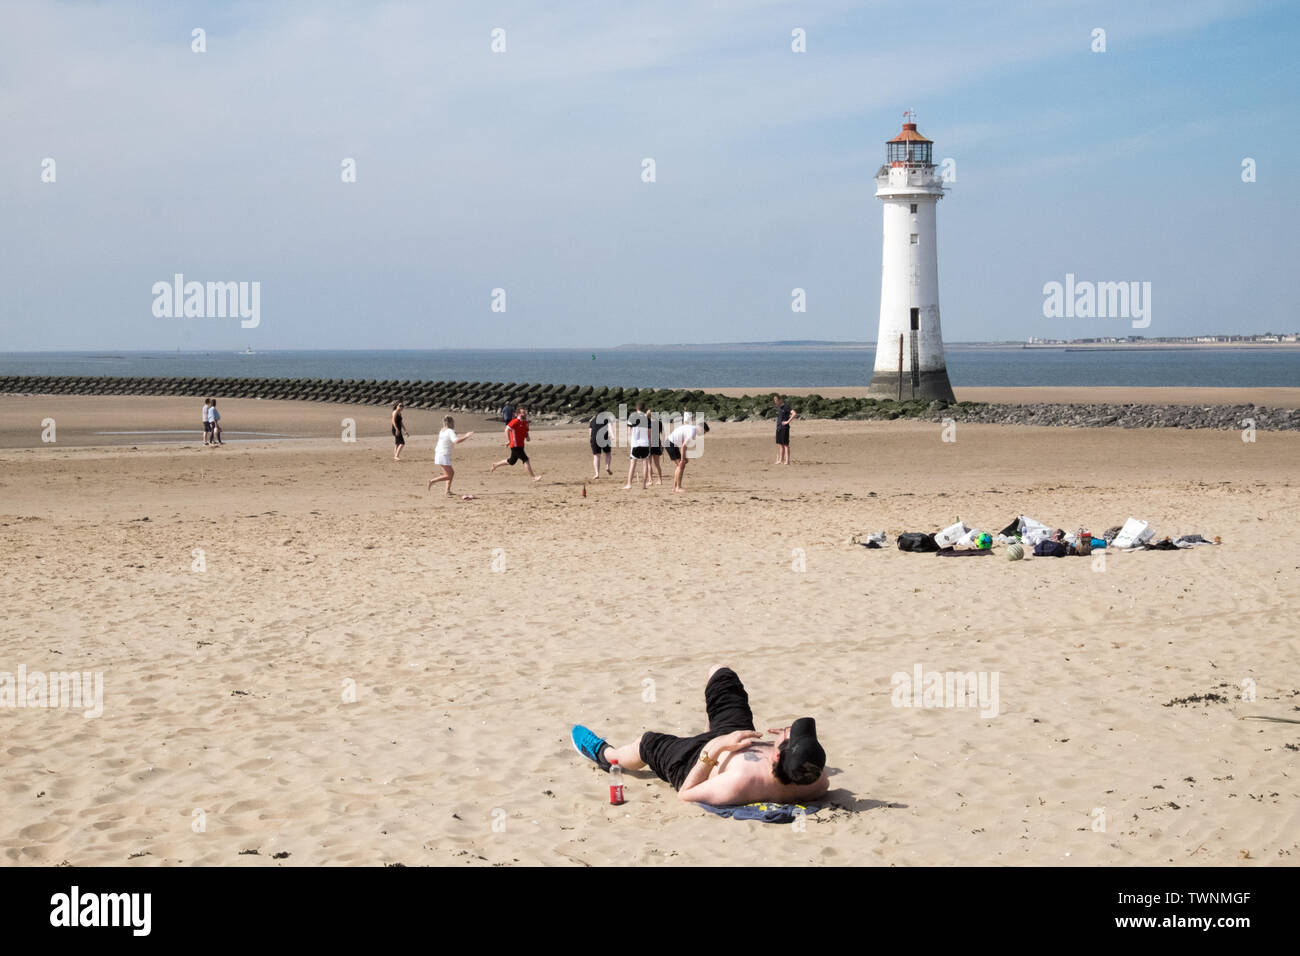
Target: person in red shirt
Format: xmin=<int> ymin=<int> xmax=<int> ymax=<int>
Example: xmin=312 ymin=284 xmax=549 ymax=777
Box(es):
xmin=489 ymin=407 xmax=541 ymax=480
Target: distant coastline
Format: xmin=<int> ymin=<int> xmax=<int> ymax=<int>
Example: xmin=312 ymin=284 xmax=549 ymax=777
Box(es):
xmin=1025 ymin=342 xmax=1300 ymax=351
xmin=612 ymin=339 xmax=1300 ymax=351
xmin=5 ymin=339 xmax=1299 ymax=354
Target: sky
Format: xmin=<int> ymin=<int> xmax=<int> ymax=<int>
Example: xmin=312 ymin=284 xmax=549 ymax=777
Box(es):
xmin=1 ymin=0 xmax=1297 ymax=350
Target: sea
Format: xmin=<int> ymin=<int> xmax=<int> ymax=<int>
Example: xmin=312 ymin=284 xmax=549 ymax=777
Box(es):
xmin=1 ymin=347 xmax=1297 ymax=389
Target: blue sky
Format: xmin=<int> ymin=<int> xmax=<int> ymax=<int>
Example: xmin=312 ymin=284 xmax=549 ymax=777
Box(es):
xmin=1 ymin=0 xmax=1296 ymax=350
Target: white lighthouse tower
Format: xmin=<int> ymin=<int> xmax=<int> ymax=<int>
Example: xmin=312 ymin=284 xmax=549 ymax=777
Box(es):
xmin=868 ymin=113 xmax=956 ymax=402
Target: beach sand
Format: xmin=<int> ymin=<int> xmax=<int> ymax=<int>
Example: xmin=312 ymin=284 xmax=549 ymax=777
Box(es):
xmin=1 ymin=394 xmax=1297 ymax=866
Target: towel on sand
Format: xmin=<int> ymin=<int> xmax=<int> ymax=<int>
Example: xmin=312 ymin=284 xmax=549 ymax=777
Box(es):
xmin=698 ymin=802 xmax=822 ymax=823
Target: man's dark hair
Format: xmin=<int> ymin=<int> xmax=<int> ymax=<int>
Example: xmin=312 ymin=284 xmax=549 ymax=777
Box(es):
xmin=772 ymin=739 xmax=794 ymax=784
xmin=774 ymin=735 xmax=824 ymax=786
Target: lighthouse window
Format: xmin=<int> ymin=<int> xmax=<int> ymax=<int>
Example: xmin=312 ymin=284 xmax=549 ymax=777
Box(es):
xmin=910 ymin=234 xmax=918 ymax=244
xmin=910 ymin=204 xmax=917 ymax=213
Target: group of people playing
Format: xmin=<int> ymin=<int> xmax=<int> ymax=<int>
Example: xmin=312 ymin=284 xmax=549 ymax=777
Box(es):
xmin=201 ymin=398 xmax=223 ymax=446
xmin=394 ymin=391 xmax=797 ymax=498
xmin=588 ymin=403 xmax=709 ymax=493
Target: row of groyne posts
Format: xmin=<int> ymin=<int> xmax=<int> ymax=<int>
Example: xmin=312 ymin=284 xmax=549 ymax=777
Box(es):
xmin=0 ymin=377 xmax=963 ymax=422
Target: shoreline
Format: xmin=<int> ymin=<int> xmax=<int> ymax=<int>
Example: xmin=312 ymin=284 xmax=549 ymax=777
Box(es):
xmin=7 ymin=385 xmax=1300 ymax=452
xmin=4 ymin=389 xmax=1300 ymax=450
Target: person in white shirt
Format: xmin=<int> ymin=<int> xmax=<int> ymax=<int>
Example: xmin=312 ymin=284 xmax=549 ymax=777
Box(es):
xmin=623 ymin=402 xmax=652 ymax=490
xmin=202 ymin=399 xmax=213 ymax=445
xmin=664 ymin=415 xmax=709 ymax=493
xmin=209 ymin=399 xmax=223 ymax=445
xmin=428 ymin=416 xmax=474 ymax=497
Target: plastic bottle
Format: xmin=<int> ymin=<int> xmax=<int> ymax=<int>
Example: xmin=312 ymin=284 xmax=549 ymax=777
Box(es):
xmin=609 ymin=758 xmax=625 ymax=805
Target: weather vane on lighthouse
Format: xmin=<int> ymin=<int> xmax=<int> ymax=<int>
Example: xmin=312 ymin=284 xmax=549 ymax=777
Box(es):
xmin=867 ymin=114 xmax=956 ymax=402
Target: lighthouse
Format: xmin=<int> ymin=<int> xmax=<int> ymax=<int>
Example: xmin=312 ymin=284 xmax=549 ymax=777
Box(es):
xmin=867 ymin=113 xmax=956 ymax=402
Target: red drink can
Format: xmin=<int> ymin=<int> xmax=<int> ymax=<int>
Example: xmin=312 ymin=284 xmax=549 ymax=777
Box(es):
xmin=609 ymin=783 xmax=625 ymax=805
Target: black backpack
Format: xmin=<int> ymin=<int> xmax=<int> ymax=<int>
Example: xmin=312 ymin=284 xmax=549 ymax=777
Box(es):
xmin=1034 ymin=540 xmax=1068 ymax=558
xmin=897 ymin=532 xmax=940 ymax=553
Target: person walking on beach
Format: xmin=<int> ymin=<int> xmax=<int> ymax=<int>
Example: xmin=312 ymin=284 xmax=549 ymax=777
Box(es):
xmin=490 ymin=407 xmax=541 ymax=480
xmin=202 ymin=398 xmax=213 ymax=446
xmin=501 ymin=400 xmax=515 ymax=424
xmin=773 ymin=394 xmax=796 ymax=465
xmin=571 ymin=665 xmax=828 ymax=805
xmin=391 ymin=402 xmax=408 ymax=461
xmin=428 ymin=415 xmax=474 ymax=497
xmin=623 ymin=403 xmax=651 ymax=490
xmin=209 ymin=399 xmax=224 ymax=445
xmin=665 ymin=414 xmax=708 ymax=493
xmin=589 ymin=410 xmax=614 ymax=479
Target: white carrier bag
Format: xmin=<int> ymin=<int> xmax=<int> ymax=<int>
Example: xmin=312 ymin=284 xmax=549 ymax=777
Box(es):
xmin=1017 ymin=516 xmax=1053 ymax=547
xmin=934 ymin=521 xmax=970 ymax=549
xmin=1113 ymin=517 xmax=1155 ymax=549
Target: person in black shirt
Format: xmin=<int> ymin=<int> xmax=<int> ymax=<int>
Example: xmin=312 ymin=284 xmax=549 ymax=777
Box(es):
xmin=773 ymin=394 xmax=796 ymax=465
xmin=391 ymin=402 xmax=408 ymax=461
xmin=588 ymin=411 xmax=614 ymax=479
xmin=647 ymin=411 xmax=665 ymax=485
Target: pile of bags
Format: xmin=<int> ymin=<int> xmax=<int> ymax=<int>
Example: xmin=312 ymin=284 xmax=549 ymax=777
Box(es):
xmin=896 ymin=521 xmax=994 ymax=557
xmin=892 ymin=515 xmax=1220 ymax=558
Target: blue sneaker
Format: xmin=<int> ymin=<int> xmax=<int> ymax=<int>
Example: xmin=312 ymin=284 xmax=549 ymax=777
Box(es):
xmin=571 ymin=725 xmax=611 ymax=771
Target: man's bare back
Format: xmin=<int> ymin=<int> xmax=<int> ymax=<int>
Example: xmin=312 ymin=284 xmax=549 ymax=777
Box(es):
xmin=686 ymin=733 xmax=829 ymax=805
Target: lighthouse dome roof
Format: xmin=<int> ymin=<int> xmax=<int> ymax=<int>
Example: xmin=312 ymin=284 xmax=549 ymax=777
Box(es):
xmin=888 ymin=122 xmax=932 ymax=144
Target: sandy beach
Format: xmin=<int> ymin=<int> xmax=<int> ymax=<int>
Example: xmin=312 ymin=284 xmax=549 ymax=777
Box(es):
xmin=1 ymin=392 xmax=1297 ymax=867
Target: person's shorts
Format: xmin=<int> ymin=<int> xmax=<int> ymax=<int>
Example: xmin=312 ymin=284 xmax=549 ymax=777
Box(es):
xmin=775 ymin=425 xmax=790 ymax=446
xmin=507 ymin=446 xmax=529 ymax=465
xmin=639 ymin=668 xmax=756 ymax=791
xmin=434 ymin=453 xmax=452 ymax=467
xmin=665 ymin=443 xmax=682 ymax=462
xmin=650 ymin=445 xmax=663 ymax=456
xmin=589 ymin=437 xmax=611 ymax=456
xmin=630 ymin=446 xmax=650 ymax=460
xmin=203 ymin=421 xmax=212 ymax=436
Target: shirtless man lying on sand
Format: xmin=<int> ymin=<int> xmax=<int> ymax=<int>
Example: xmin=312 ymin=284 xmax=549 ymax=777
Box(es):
xmin=571 ymin=666 xmax=829 ymax=805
